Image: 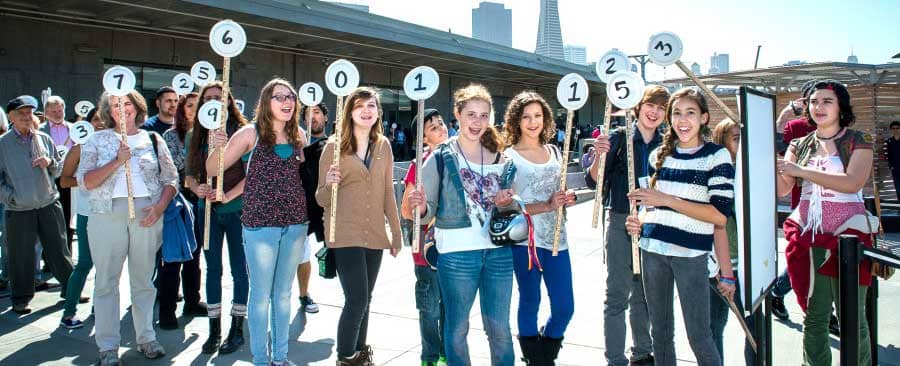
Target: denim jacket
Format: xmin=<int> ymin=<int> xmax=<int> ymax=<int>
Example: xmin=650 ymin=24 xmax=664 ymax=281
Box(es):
xmin=420 ymin=137 xmax=516 ymax=229
xmin=76 ymin=129 xmax=179 ymax=214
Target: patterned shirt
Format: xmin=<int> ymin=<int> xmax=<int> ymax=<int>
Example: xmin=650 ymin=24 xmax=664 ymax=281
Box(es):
xmin=505 ymin=146 xmax=567 ymax=251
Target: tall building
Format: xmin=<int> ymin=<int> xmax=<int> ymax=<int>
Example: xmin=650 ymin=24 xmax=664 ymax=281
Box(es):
xmin=709 ymin=53 xmax=729 ymax=74
xmin=563 ymin=45 xmax=586 ymax=65
xmin=535 ymin=0 xmax=564 ymax=60
xmin=847 ymin=54 xmax=859 ymax=63
xmin=472 ymin=2 xmax=512 ymax=47
xmin=691 ymin=62 xmax=702 ymax=76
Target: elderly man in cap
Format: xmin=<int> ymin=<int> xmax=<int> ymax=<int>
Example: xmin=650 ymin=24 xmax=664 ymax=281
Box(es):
xmin=0 ymin=95 xmax=73 ymax=314
xmin=40 ymin=96 xmax=75 ymax=250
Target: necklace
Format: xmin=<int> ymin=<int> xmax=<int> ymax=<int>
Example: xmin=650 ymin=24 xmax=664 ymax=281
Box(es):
xmin=815 ymin=127 xmax=843 ymax=141
xmin=456 ymin=141 xmax=484 ymax=209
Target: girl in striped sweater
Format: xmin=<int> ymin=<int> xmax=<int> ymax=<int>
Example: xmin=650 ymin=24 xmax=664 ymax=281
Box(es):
xmin=625 ymin=87 xmax=735 ymax=366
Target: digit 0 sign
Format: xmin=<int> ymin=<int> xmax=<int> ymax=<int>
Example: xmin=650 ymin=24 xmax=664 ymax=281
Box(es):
xmin=299 ymin=82 xmax=324 ymax=106
xmin=209 ymin=19 xmax=247 ymax=58
xmin=102 ymin=66 xmax=136 ymax=96
xmin=325 ymin=59 xmax=360 ymax=96
xmin=197 ymin=100 xmax=226 ymax=130
xmin=69 ymin=121 xmax=95 ymax=145
xmin=403 ymin=66 xmax=439 ymax=101
xmin=647 ymin=31 xmax=684 ymax=67
xmin=556 ymin=73 xmax=589 ymax=111
xmin=74 ymin=101 xmax=95 ymax=118
xmin=595 ymin=49 xmax=630 ymax=84
xmin=606 ymin=71 xmax=645 ymax=110
xmin=191 ymin=61 xmax=217 ymax=87
xmin=172 ymin=73 xmax=195 ymax=95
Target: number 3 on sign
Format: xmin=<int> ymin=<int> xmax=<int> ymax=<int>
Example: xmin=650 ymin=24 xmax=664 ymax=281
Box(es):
xmin=403 ymin=66 xmax=439 ymax=101
xmin=647 ymin=31 xmax=683 ymax=67
xmin=70 ymin=121 xmax=95 ymax=145
xmin=198 ymin=100 xmax=227 ymax=130
xmin=556 ymin=73 xmax=588 ymax=111
xmin=102 ymin=66 xmax=136 ymax=96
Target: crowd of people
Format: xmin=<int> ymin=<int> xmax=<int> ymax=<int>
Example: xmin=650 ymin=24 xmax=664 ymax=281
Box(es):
xmin=0 ymin=76 xmax=886 ymax=366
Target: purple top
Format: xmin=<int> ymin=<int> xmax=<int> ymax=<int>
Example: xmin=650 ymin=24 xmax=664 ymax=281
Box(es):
xmin=47 ymin=122 xmax=72 ymax=148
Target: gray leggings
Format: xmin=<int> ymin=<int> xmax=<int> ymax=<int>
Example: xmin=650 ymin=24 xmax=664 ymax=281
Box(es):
xmin=641 ymin=249 xmax=721 ymax=366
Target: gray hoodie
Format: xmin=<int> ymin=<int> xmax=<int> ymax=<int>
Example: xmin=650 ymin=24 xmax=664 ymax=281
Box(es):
xmin=0 ymin=129 xmax=62 ymax=211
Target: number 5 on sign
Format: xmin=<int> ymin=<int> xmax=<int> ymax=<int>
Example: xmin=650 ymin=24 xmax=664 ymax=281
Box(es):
xmin=75 ymin=101 xmax=95 ymax=118
xmin=551 ymin=73 xmax=588 ymax=256
xmin=191 ymin=61 xmax=216 ymax=87
xmin=324 ymin=59 xmax=360 ymax=243
xmin=403 ymin=66 xmax=439 ymax=254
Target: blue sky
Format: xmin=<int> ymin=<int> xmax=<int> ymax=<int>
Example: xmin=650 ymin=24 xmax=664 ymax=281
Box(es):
xmin=335 ymin=0 xmax=899 ymax=81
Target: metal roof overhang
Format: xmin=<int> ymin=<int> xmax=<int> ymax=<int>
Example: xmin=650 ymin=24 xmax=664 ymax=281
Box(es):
xmin=1 ymin=0 xmax=603 ymax=93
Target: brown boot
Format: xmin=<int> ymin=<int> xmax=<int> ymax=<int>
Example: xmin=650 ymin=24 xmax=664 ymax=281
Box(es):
xmin=359 ymin=345 xmax=374 ymax=366
xmin=336 ymin=351 xmax=366 ymax=366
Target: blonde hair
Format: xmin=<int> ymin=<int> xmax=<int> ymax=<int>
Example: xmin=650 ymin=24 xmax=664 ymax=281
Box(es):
xmin=337 ymin=87 xmax=384 ymax=156
xmin=453 ymin=84 xmax=504 ymax=153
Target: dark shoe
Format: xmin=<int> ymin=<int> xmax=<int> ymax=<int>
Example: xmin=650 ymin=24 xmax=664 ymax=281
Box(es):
xmin=829 ymin=314 xmax=841 ymax=336
xmin=218 ymin=316 xmax=245 ymax=354
xmin=201 ymin=318 xmax=221 ymax=354
xmin=34 ymin=280 xmax=50 ymax=291
xmin=300 ymin=295 xmax=320 ymax=313
xmin=183 ymin=302 xmax=208 ymax=317
xmin=12 ymin=303 xmax=31 ymax=315
xmin=78 ymin=296 xmax=90 ymax=304
xmin=541 ymin=335 xmax=563 ymax=366
xmin=0 ymin=279 xmax=8 ymax=291
xmin=771 ymin=296 xmax=789 ymax=321
xmin=336 ymin=351 xmax=367 ymax=366
xmin=359 ymin=345 xmax=374 ymax=366
xmin=518 ymin=335 xmax=542 ymax=365
xmin=158 ymin=312 xmax=178 ymax=330
xmin=629 ymin=354 xmax=654 ymax=366
xmin=60 ymin=316 xmax=84 ymax=329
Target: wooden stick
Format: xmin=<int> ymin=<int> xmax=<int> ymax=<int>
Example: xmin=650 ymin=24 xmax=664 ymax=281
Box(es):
xmin=412 ymin=99 xmax=425 ymax=254
xmin=116 ymin=98 xmax=135 ymax=220
xmin=203 ymin=176 xmax=212 ymax=250
xmin=591 ymin=101 xmax=614 ymax=229
xmin=328 ymin=96 xmax=344 ymax=243
xmin=727 ymin=291 xmax=759 ymax=352
xmin=216 ymin=57 xmax=231 ymax=202
xmin=552 ymin=109 xmax=575 ymax=256
xmin=306 ymin=103 xmax=313 ymax=146
xmin=872 ymin=170 xmax=884 ymax=236
xmin=625 ymin=110 xmax=640 ymax=274
xmin=674 ymin=61 xmax=740 ymax=123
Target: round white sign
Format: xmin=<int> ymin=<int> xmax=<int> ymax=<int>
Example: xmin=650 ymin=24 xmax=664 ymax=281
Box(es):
xmin=102 ymin=66 xmax=136 ymax=97
xmin=596 ymin=49 xmax=630 ymax=84
xmin=209 ymin=19 xmax=247 ymax=58
xmin=235 ymin=99 xmax=245 ymax=114
xmin=606 ymin=71 xmax=646 ymax=110
xmin=69 ymin=121 xmax=95 ymax=145
xmin=74 ymin=101 xmax=95 ymax=118
xmin=403 ymin=66 xmax=440 ymax=101
xmin=172 ymin=73 xmax=195 ymax=95
xmin=556 ymin=73 xmax=589 ymax=111
xmin=197 ymin=100 xmax=227 ymax=130
xmin=325 ymin=59 xmax=360 ymax=96
xmin=0 ymin=107 xmax=6 ymax=127
xmin=298 ymin=82 xmax=324 ymax=106
xmin=647 ymin=31 xmax=684 ymax=67
xmin=191 ymin=61 xmax=217 ymax=87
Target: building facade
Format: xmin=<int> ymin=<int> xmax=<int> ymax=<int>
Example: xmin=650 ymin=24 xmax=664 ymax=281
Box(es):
xmin=472 ymin=2 xmax=512 ymax=48
xmin=535 ymin=0 xmax=564 ymax=60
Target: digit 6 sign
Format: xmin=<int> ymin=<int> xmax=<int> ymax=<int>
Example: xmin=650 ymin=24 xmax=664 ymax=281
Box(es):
xmin=606 ymin=71 xmax=645 ymax=110
xmin=209 ymin=19 xmax=247 ymax=58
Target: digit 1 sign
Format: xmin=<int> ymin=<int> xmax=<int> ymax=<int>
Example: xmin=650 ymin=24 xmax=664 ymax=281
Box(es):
xmin=552 ymin=73 xmax=589 ymax=256
xmin=324 ymin=59 xmax=360 ymax=243
xmin=102 ymin=65 xmax=138 ymax=219
xmin=403 ymin=66 xmax=440 ymax=253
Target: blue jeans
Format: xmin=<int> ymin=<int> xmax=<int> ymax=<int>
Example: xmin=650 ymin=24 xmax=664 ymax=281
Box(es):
xmin=512 ymin=246 xmax=574 ymax=339
xmin=242 ymin=223 xmax=309 ymax=365
xmin=202 ymin=210 xmax=248 ymax=309
xmin=415 ymin=265 xmax=445 ymax=362
xmin=438 ymin=248 xmax=514 ymax=366
xmin=63 ymin=215 xmax=93 ymax=318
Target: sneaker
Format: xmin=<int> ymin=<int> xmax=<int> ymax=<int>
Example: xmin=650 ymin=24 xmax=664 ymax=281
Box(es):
xmin=98 ymin=350 xmax=120 ymax=366
xmin=630 ymin=354 xmax=654 ymax=366
xmin=272 ymin=361 xmax=297 ymax=366
xmin=300 ymin=295 xmax=319 ymax=313
xmin=137 ymin=340 xmax=166 ymax=359
xmin=60 ymin=317 xmax=84 ymax=329
xmin=829 ymin=314 xmax=841 ymax=336
xmin=12 ymin=303 xmax=32 ymax=315
xmin=437 ymin=356 xmax=448 ymax=366
xmin=772 ymin=296 xmax=790 ymax=321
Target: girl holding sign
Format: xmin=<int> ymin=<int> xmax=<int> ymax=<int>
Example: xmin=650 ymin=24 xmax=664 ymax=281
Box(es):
xmin=77 ymin=90 xmax=179 ymax=363
xmin=316 ymin=87 xmax=403 ymax=365
xmin=776 ymin=80 xmax=874 ymax=366
xmin=407 ymin=84 xmax=517 ymax=366
xmin=206 ymin=78 xmax=308 ymax=366
xmin=502 ymin=91 xmax=575 ymax=365
xmin=186 ymin=82 xmax=250 ymax=354
xmin=58 ymin=107 xmax=104 ymax=329
xmin=624 ymin=87 xmax=735 ymax=366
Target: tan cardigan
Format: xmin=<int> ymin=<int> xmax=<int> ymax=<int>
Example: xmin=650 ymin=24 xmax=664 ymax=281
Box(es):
xmin=315 ymin=135 xmax=402 ymax=250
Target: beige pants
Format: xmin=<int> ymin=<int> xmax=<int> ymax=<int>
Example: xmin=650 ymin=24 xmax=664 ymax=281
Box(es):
xmin=87 ymin=197 xmax=162 ymax=352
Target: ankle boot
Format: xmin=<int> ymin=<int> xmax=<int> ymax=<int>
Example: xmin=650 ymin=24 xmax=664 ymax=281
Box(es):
xmin=336 ymin=351 xmax=367 ymax=366
xmin=359 ymin=345 xmax=374 ymax=366
xmin=201 ymin=318 xmax=221 ymax=354
xmin=540 ymin=335 xmax=564 ymax=366
xmin=517 ymin=335 xmax=542 ymax=365
xmin=218 ymin=316 xmax=245 ymax=354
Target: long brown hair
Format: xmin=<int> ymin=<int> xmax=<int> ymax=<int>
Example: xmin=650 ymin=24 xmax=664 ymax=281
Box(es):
xmin=650 ymin=87 xmax=710 ymax=188
xmin=453 ymin=84 xmax=503 ymax=153
xmin=337 ymin=86 xmax=383 ymax=156
xmin=97 ymin=90 xmax=148 ymax=129
xmin=503 ymin=91 xmax=555 ymax=146
xmin=174 ymin=92 xmax=198 ymax=143
xmin=186 ymin=82 xmax=248 ymax=179
xmin=253 ymin=78 xmax=304 ymax=148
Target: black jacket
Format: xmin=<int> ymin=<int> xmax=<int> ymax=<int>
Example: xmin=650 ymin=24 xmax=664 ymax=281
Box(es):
xmin=301 ymin=136 xmax=328 ymax=241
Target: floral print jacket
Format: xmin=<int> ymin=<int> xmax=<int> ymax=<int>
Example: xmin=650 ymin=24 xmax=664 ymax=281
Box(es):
xmin=76 ymin=129 xmax=179 ymax=214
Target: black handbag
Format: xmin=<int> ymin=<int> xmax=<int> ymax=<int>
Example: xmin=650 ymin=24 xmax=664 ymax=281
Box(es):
xmin=316 ymin=246 xmax=336 ymax=279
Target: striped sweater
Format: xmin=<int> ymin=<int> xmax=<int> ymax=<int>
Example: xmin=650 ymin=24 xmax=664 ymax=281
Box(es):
xmin=640 ymin=143 xmax=734 ymax=253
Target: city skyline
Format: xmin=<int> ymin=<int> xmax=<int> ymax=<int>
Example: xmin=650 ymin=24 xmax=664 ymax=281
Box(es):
xmin=534 ymin=0 xmax=564 ymax=60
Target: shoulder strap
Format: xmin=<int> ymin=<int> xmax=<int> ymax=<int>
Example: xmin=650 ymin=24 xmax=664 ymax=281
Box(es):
xmin=436 ymin=143 xmax=446 ymax=200
xmin=245 ymin=127 xmax=260 ymax=175
xmin=149 ymin=132 xmax=161 ymax=172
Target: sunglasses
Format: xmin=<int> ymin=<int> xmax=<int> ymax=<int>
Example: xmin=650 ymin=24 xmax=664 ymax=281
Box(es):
xmin=271 ymin=94 xmax=297 ymax=103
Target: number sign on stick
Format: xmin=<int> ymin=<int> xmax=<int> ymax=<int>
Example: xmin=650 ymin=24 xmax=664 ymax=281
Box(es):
xmin=191 ymin=61 xmax=216 ymax=87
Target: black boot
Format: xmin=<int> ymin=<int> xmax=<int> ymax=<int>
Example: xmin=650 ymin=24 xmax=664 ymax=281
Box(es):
xmin=201 ymin=318 xmax=221 ymax=354
xmin=218 ymin=316 xmax=245 ymax=354
xmin=540 ymin=335 xmax=563 ymax=366
xmin=517 ymin=335 xmax=542 ymax=365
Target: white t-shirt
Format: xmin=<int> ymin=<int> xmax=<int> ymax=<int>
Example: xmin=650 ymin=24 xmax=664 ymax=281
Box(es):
xmin=435 ymin=152 xmax=506 ymax=254
xmin=112 ymin=132 xmax=151 ymax=199
xmin=505 ymin=146 xmax=567 ymax=251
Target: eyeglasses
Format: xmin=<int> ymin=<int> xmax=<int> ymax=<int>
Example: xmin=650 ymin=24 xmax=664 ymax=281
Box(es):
xmin=271 ymin=94 xmax=297 ymax=103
